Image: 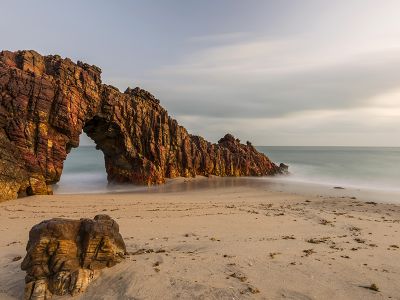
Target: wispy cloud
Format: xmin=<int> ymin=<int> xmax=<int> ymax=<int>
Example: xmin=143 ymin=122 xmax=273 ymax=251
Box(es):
xmin=144 ymin=35 xmax=400 ymax=118
xmin=187 ymin=32 xmax=250 ymax=44
xmin=127 ymin=29 xmax=400 ymax=145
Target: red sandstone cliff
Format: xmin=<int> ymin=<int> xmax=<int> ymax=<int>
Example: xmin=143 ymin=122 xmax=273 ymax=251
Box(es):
xmin=0 ymin=50 xmax=287 ymax=201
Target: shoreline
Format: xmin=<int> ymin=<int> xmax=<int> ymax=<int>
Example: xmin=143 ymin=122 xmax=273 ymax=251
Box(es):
xmin=54 ymin=175 xmax=400 ymax=205
xmin=1 ymin=178 xmax=399 ymax=299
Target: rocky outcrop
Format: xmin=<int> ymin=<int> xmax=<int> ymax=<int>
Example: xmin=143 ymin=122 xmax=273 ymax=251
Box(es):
xmin=0 ymin=50 xmax=287 ymax=201
xmin=21 ymin=215 xmax=126 ymax=299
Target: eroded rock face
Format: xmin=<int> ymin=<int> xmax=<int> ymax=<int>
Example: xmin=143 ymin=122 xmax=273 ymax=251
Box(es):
xmin=21 ymin=215 xmax=126 ymax=299
xmin=0 ymin=50 xmax=102 ymax=200
xmin=0 ymin=50 xmax=287 ymax=201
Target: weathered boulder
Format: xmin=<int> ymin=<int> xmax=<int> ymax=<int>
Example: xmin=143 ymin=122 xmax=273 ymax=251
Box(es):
xmin=0 ymin=50 xmax=288 ymax=201
xmin=21 ymin=215 xmax=126 ymax=299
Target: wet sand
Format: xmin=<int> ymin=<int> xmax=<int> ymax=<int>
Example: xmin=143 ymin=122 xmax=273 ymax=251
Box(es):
xmin=0 ymin=177 xmax=399 ymax=299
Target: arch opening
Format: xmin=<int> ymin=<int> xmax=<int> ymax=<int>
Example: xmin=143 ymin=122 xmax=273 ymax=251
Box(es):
xmin=54 ymin=133 xmax=107 ymax=194
xmin=54 ymin=109 xmax=146 ymax=194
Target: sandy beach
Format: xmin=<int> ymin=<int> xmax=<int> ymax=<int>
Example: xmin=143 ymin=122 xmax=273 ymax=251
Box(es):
xmin=0 ymin=177 xmax=399 ymax=300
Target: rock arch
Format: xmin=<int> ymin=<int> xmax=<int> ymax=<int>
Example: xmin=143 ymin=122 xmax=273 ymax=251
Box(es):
xmin=0 ymin=50 xmax=286 ymax=201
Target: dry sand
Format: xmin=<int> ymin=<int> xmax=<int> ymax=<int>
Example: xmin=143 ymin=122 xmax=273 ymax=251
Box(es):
xmin=0 ymin=177 xmax=399 ymax=299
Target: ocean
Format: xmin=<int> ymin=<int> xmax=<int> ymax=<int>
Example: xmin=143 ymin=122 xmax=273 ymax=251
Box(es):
xmin=55 ymin=146 xmax=400 ymax=194
xmin=258 ymin=146 xmax=400 ymax=192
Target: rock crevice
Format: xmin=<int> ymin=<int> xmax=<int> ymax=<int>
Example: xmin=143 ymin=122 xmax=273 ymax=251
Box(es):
xmin=0 ymin=50 xmax=287 ymax=201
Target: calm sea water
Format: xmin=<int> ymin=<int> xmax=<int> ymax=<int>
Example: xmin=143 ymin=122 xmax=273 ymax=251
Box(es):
xmin=54 ymin=146 xmax=400 ymax=194
xmin=258 ymin=146 xmax=400 ymax=192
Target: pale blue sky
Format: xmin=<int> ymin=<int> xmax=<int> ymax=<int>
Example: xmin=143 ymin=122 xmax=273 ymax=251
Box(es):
xmin=2 ymin=0 xmax=400 ymax=146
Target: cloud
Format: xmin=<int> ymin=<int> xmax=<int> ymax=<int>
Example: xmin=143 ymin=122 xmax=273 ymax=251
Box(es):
xmin=178 ymin=99 xmax=400 ymax=146
xmin=139 ymin=37 xmax=400 ymax=120
xmin=187 ymin=32 xmax=250 ymax=44
xmin=102 ymin=2 xmax=400 ymax=146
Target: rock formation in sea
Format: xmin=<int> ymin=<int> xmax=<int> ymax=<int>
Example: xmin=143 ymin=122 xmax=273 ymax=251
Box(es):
xmin=0 ymin=50 xmax=287 ymax=201
xmin=21 ymin=215 xmax=126 ymax=300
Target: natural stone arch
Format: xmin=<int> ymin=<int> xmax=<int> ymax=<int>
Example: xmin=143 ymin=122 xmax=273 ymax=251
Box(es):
xmin=0 ymin=50 xmax=287 ymax=202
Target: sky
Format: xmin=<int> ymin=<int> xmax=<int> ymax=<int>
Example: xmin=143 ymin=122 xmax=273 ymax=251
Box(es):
xmin=1 ymin=0 xmax=400 ymax=146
